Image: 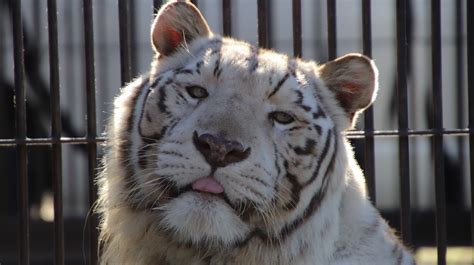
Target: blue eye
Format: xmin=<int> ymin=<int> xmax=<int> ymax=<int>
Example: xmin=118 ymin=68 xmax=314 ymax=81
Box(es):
xmin=270 ymin=111 xmax=295 ymax=124
xmin=186 ymin=85 xmax=208 ymax=99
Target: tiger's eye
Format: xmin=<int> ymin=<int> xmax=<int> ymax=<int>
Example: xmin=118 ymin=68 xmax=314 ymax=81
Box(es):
xmin=186 ymin=85 xmax=209 ymax=99
xmin=270 ymin=111 xmax=295 ymax=124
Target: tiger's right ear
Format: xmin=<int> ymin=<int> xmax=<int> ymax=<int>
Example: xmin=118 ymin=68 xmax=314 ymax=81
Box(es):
xmin=151 ymin=1 xmax=212 ymax=56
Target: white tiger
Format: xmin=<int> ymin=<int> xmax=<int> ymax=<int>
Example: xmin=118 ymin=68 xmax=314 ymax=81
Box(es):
xmin=97 ymin=1 xmax=415 ymax=264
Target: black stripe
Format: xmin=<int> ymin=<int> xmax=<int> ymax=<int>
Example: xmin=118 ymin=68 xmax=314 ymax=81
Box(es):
xmin=391 ymin=243 xmax=402 ymax=265
xmin=118 ymin=77 xmax=150 ymax=200
xmin=165 ymin=78 xmax=173 ymax=85
xmin=167 ymin=119 xmax=179 ymax=133
xmin=247 ymin=46 xmax=259 ymax=73
xmin=275 ymin=131 xmax=338 ymax=242
xmin=293 ymin=139 xmax=316 ymax=155
xmin=305 ymin=129 xmax=333 ymax=186
xmin=397 ymin=245 xmax=404 ymax=265
xmin=288 ymin=126 xmax=302 ymax=131
xmin=241 ymin=175 xmax=271 ymax=188
xmin=283 ymin=172 xmax=302 ymax=210
xmin=137 ymin=139 xmax=154 ymax=168
xmin=215 ymin=68 xmax=223 ymax=79
xmin=160 ymin=150 xmax=187 ymax=159
xmin=138 ymin=125 xmax=169 ymax=168
xmin=299 ymin=105 xmax=311 ymax=112
xmin=213 ymin=48 xmax=222 ymax=77
xmin=145 ymin=112 xmax=152 ymax=122
xmin=313 ymin=124 xmax=322 ymax=135
xmin=312 ymin=107 xmax=327 ymax=119
xmin=157 ymin=85 xmax=169 ymax=114
xmin=236 ymin=136 xmax=337 ymax=246
xmin=268 ymin=73 xmax=290 ymax=99
xmin=295 ymin=90 xmax=304 ymax=104
xmin=195 ymin=60 xmax=204 ymax=74
xmin=287 ymin=58 xmax=297 ymax=76
xmin=176 ymin=91 xmax=188 ymax=104
xmin=272 ymin=141 xmax=283 ymax=195
xmin=137 ymin=88 xmax=153 ymax=136
xmin=175 ymin=68 xmax=194 ymax=75
xmin=321 ymin=132 xmax=338 ymax=186
xmin=150 ymin=75 xmax=162 ymax=88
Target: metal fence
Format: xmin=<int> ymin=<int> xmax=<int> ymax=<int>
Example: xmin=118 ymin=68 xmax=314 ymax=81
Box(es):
xmin=0 ymin=0 xmax=472 ymax=264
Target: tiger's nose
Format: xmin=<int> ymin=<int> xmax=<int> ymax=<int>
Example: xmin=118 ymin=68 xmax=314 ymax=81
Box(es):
xmin=193 ymin=131 xmax=251 ymax=168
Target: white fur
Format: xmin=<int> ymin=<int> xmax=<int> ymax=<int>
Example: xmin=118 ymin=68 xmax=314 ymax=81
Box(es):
xmin=97 ymin=2 xmax=415 ymax=264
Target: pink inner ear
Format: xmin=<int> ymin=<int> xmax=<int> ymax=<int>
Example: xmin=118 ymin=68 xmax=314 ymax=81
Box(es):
xmin=336 ymin=82 xmax=360 ymax=113
xmin=165 ymin=27 xmax=182 ymax=48
xmin=341 ymin=82 xmax=360 ymax=93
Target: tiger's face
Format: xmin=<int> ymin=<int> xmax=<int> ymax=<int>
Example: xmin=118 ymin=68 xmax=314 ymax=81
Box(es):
xmin=114 ymin=1 xmax=377 ymax=250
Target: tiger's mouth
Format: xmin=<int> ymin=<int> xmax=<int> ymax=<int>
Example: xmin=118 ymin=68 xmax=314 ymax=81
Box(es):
xmin=154 ymin=176 xmax=257 ymax=221
xmin=154 ymin=176 xmax=230 ymax=205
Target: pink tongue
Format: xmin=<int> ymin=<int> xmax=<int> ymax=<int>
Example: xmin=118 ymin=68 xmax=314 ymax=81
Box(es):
xmin=192 ymin=177 xmax=224 ymax=194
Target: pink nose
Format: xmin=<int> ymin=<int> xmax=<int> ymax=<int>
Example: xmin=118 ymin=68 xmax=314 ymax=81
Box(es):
xmin=192 ymin=177 xmax=225 ymax=194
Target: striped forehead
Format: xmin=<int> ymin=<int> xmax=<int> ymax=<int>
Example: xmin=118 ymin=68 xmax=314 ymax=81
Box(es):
xmin=196 ymin=39 xmax=293 ymax=76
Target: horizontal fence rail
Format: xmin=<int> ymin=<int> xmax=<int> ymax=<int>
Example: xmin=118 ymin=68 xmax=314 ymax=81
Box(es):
xmin=1 ymin=1 xmax=470 ymax=265
xmin=0 ymin=129 xmax=469 ymax=147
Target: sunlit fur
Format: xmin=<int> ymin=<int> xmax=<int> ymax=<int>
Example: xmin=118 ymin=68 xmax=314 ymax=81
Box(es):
xmin=97 ymin=2 xmax=415 ymax=265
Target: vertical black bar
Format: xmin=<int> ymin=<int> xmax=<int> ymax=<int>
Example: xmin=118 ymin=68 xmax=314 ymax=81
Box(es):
xmin=153 ymin=0 xmax=163 ymax=13
xmin=0 ymin=2 xmax=4 ymax=68
xmin=222 ymin=0 xmax=231 ymax=36
xmin=83 ymin=0 xmax=98 ymax=264
xmin=47 ymin=0 xmax=64 ymax=264
xmin=130 ymin=1 xmax=137 ymax=76
xmin=11 ymin=0 xmax=29 ymax=264
xmin=455 ymin=0 xmax=465 ymax=208
xmin=327 ymin=0 xmax=337 ymax=60
xmin=362 ymin=0 xmax=376 ymax=204
xmin=292 ymin=0 xmax=302 ymax=57
xmin=468 ymin=0 xmax=474 ymax=252
xmin=396 ymin=0 xmax=411 ymax=245
xmin=119 ymin=0 xmax=132 ymax=85
xmin=431 ymin=0 xmax=446 ymax=264
xmin=257 ymin=0 xmax=269 ymax=48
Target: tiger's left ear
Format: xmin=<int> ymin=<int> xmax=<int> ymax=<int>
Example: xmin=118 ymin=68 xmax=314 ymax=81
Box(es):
xmin=319 ymin=53 xmax=378 ymax=129
xmin=151 ymin=0 xmax=212 ymax=56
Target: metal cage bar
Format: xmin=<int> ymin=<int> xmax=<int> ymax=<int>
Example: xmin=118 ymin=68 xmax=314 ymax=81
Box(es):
xmin=455 ymin=0 xmax=466 ymax=231
xmin=431 ymin=0 xmax=447 ymax=264
xmin=0 ymin=129 xmax=469 ymax=147
xmin=119 ymin=0 xmax=132 ymax=85
xmin=47 ymin=0 xmax=64 ymax=263
xmin=222 ymin=0 xmax=231 ymax=36
xmin=82 ymin=0 xmax=98 ymax=264
xmin=257 ymin=0 xmax=269 ymax=49
xmin=396 ymin=0 xmax=412 ymax=245
xmin=154 ymin=0 xmax=163 ymax=13
xmin=11 ymin=0 xmax=30 ymax=264
xmin=292 ymin=0 xmax=302 ymax=58
xmin=361 ymin=0 xmax=376 ymax=204
xmin=468 ymin=0 xmax=474 ymax=252
xmin=327 ymin=0 xmax=337 ymax=60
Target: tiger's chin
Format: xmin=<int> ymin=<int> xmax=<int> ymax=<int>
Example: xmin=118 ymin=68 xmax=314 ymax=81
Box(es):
xmin=155 ymin=192 xmax=251 ymax=249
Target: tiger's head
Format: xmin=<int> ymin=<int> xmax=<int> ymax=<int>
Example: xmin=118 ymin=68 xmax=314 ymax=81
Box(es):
xmin=104 ymin=0 xmax=378 ymax=252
